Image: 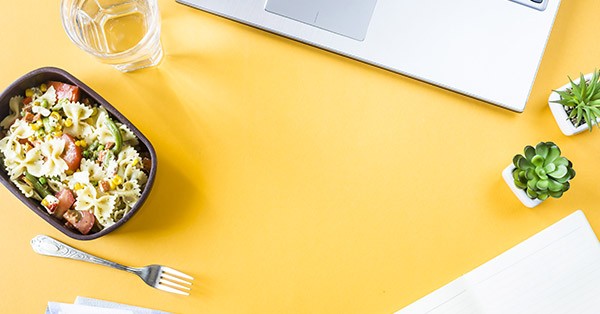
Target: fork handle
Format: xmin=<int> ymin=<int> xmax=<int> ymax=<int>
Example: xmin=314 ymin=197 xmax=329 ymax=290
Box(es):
xmin=31 ymin=235 xmax=134 ymax=273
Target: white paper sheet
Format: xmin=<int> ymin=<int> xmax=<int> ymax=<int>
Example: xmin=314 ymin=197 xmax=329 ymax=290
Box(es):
xmin=396 ymin=210 xmax=600 ymax=314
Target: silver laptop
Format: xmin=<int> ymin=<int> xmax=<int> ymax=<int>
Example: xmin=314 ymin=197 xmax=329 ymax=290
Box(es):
xmin=176 ymin=0 xmax=561 ymax=112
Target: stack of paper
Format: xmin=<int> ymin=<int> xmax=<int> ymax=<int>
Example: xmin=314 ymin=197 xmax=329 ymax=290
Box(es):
xmin=396 ymin=210 xmax=600 ymax=314
xmin=46 ymin=297 xmax=170 ymax=314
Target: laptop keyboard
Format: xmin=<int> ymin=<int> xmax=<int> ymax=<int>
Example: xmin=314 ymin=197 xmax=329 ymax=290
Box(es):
xmin=510 ymin=0 xmax=548 ymax=11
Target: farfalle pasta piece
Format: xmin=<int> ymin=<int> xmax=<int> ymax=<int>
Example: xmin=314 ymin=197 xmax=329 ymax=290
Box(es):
xmin=110 ymin=206 xmax=128 ymax=224
xmin=78 ymin=159 xmax=105 ymax=182
xmin=119 ymin=123 xmax=139 ymax=146
xmin=113 ymin=179 xmax=141 ymax=207
xmin=14 ymin=178 xmax=39 ymax=200
xmin=0 ymin=121 xmax=35 ymax=175
xmin=62 ymin=101 xmax=94 ymax=139
xmin=0 ymin=96 xmax=24 ymax=128
xmin=9 ymin=119 xmax=35 ymax=140
xmin=130 ymin=169 xmax=148 ymax=186
xmin=35 ymin=86 xmax=57 ymax=107
xmin=1 ymin=144 xmax=43 ymax=180
xmin=93 ymin=108 xmax=116 ymax=145
xmin=103 ymin=157 xmax=119 ymax=177
xmin=30 ymin=87 xmax=57 ymax=117
xmin=1 ymin=121 xmax=43 ymax=179
xmin=74 ymin=183 xmax=117 ymax=227
xmin=21 ymin=146 xmax=45 ymax=178
xmin=47 ymin=177 xmax=67 ymax=194
xmin=0 ymin=136 xmax=23 ymax=165
xmin=68 ymin=171 xmax=90 ymax=188
xmin=39 ymin=137 xmax=68 ymax=178
xmin=115 ymin=146 xmax=140 ymax=179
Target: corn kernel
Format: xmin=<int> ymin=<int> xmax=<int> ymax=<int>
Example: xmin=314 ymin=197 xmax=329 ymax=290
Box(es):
xmin=79 ymin=140 xmax=87 ymax=148
xmin=74 ymin=183 xmax=84 ymax=191
xmin=53 ymin=131 xmax=63 ymax=138
xmin=109 ymin=181 xmax=116 ymax=190
xmin=25 ymin=89 xmax=34 ymax=97
xmin=40 ymin=83 xmax=48 ymax=92
xmin=64 ymin=118 xmax=73 ymax=127
xmin=66 ymin=170 xmax=74 ymax=175
xmin=50 ymin=111 xmax=61 ymax=121
xmin=131 ymin=158 xmax=139 ymax=167
xmin=30 ymin=123 xmax=40 ymax=131
xmin=111 ymin=175 xmax=123 ymax=186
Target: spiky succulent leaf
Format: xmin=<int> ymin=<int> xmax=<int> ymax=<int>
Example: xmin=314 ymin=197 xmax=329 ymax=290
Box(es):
xmin=511 ymin=142 xmax=575 ymax=201
xmin=553 ymin=69 xmax=600 ymax=131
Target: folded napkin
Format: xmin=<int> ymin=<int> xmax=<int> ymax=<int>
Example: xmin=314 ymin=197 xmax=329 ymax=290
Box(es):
xmin=46 ymin=297 xmax=171 ymax=314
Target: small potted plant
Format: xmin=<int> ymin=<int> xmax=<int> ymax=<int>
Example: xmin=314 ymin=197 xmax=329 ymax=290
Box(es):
xmin=548 ymin=69 xmax=600 ymax=136
xmin=502 ymin=142 xmax=575 ymax=208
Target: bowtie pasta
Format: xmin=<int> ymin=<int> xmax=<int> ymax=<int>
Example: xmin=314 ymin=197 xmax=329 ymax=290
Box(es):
xmin=0 ymin=82 xmax=150 ymax=234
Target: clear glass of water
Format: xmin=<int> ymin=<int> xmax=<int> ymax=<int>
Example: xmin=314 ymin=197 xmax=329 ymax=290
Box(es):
xmin=61 ymin=0 xmax=163 ymax=72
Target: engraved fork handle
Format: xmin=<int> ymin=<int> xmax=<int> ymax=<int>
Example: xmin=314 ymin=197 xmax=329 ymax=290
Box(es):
xmin=30 ymin=235 xmax=138 ymax=274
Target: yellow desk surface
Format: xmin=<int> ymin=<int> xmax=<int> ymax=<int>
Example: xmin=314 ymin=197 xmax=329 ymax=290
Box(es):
xmin=1 ymin=1 xmax=599 ymax=313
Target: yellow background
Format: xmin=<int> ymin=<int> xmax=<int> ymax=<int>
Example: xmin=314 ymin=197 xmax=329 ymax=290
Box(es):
xmin=1 ymin=1 xmax=599 ymax=313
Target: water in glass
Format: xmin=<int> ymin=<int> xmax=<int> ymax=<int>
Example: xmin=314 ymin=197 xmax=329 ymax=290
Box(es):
xmin=61 ymin=0 xmax=162 ymax=72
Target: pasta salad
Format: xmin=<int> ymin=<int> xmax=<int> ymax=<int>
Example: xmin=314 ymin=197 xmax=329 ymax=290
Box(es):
xmin=0 ymin=82 xmax=150 ymax=234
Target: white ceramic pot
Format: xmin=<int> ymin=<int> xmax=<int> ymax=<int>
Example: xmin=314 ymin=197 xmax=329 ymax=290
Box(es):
xmin=502 ymin=164 xmax=543 ymax=208
xmin=548 ymin=73 xmax=600 ymax=136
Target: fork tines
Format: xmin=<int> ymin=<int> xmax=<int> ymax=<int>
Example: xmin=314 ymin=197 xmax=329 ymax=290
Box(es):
xmin=157 ymin=267 xmax=194 ymax=296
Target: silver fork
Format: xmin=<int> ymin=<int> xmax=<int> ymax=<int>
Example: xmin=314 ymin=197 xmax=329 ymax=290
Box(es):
xmin=30 ymin=235 xmax=193 ymax=295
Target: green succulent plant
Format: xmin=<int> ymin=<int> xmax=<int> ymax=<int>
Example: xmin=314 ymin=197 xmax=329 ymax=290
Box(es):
xmin=552 ymin=69 xmax=600 ymax=131
xmin=512 ymin=142 xmax=575 ymax=201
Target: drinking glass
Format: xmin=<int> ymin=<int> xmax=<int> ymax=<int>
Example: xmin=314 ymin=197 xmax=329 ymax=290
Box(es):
xmin=61 ymin=0 xmax=163 ymax=72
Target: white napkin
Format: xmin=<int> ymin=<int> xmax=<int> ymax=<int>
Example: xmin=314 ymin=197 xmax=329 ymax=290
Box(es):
xmin=46 ymin=297 xmax=171 ymax=314
xmin=46 ymin=302 xmax=133 ymax=314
